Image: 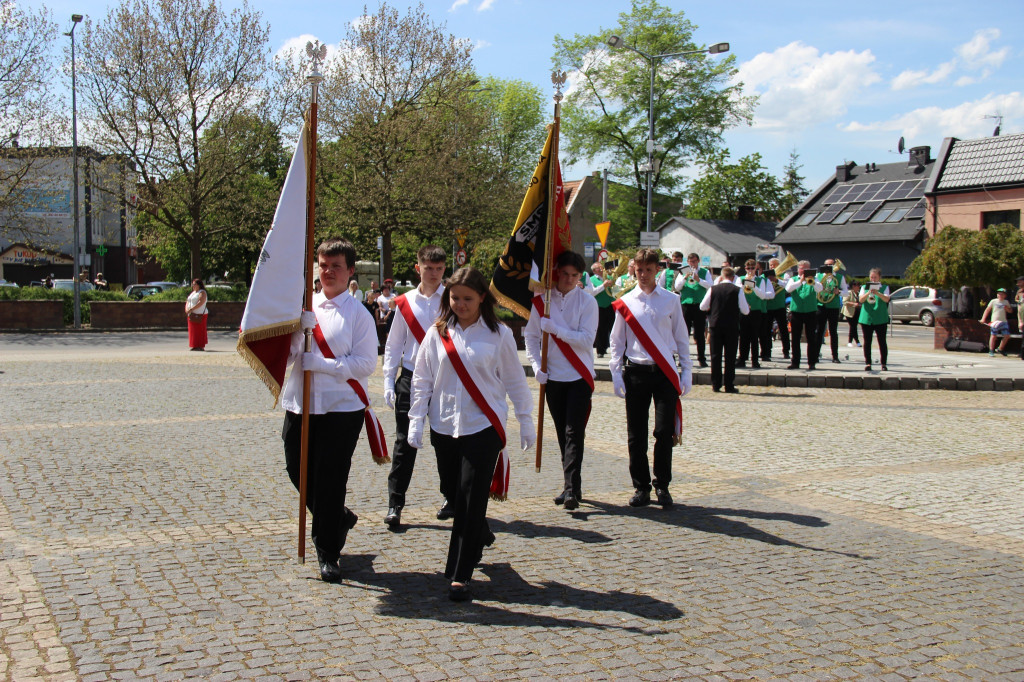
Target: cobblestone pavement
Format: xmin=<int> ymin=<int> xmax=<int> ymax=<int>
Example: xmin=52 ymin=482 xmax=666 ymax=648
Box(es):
xmin=2 ymin=332 xmax=1023 ymax=680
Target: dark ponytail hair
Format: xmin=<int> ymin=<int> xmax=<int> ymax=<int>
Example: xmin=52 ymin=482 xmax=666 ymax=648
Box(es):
xmin=435 ymin=267 xmax=500 ymax=338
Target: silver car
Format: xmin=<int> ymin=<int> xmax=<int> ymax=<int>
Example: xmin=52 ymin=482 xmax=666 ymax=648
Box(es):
xmin=889 ymin=286 xmax=952 ymax=327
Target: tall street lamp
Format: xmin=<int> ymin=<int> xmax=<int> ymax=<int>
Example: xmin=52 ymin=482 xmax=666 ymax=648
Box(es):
xmin=606 ymin=35 xmax=729 ymax=236
xmin=66 ymin=13 xmax=83 ymax=328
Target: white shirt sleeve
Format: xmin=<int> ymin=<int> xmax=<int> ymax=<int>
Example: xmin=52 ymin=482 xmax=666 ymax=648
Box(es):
xmin=699 ymin=287 xmax=713 ymax=312
xmin=738 ymin=291 xmax=750 ymax=315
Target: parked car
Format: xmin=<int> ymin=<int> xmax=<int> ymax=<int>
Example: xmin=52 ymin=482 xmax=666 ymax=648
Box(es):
xmin=0 ymin=279 xmax=18 ymax=288
xmin=52 ymin=279 xmax=95 ymax=292
xmin=124 ymin=284 xmax=165 ymax=300
xmin=147 ymin=281 xmax=182 ymax=289
xmin=889 ymin=286 xmax=952 ymax=327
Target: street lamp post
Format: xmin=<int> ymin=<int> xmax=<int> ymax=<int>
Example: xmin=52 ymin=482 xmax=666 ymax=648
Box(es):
xmin=66 ymin=13 xmax=83 ymax=328
xmin=606 ymin=36 xmax=729 ymax=236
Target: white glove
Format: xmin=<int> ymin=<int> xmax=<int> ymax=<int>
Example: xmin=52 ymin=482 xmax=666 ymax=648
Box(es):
xmin=519 ymin=419 xmax=537 ymax=451
xmin=407 ymin=418 xmax=424 ymax=450
xmin=612 ymin=372 xmax=626 ymax=399
xmin=300 ymin=310 xmax=317 ymax=330
xmin=680 ymin=370 xmax=692 ymax=397
xmin=534 ymin=369 xmax=548 ymax=385
xmin=384 ymin=375 xmax=397 ymax=410
xmin=539 ymin=317 xmax=564 ymax=336
xmin=303 ymin=352 xmax=333 ymax=374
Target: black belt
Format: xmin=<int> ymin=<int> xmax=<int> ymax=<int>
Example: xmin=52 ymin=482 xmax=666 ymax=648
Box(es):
xmin=624 ymin=358 xmax=659 ymax=372
xmin=399 ymin=366 xmax=414 ymax=378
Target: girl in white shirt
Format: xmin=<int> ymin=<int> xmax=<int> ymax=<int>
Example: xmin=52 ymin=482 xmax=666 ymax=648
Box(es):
xmin=408 ymin=267 xmax=535 ymax=602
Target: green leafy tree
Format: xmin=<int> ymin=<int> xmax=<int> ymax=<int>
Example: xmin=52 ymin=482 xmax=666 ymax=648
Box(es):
xmin=905 ymin=224 xmax=1024 ymax=288
xmin=685 ymin=150 xmax=787 ymax=221
xmin=552 ymin=0 xmax=754 ymax=237
xmin=79 ymin=0 xmax=277 ymax=280
xmin=781 ymin=149 xmax=808 ymax=216
xmin=475 ymin=76 xmax=547 ymax=185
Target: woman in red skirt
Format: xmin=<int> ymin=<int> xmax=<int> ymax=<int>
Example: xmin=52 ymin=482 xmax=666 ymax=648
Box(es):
xmin=186 ymin=279 xmax=208 ymax=351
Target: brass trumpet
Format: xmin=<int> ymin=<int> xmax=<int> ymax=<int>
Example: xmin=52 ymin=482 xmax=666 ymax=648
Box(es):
xmin=742 ymin=279 xmax=755 ymax=294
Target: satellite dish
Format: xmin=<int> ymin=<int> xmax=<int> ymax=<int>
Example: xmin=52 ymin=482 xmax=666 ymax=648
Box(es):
xmin=897 ymin=137 xmax=905 ymax=154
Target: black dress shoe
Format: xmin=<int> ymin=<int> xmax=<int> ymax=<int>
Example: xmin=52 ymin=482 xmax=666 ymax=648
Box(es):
xmin=783 ymin=353 xmax=790 ymax=360
xmin=654 ymin=487 xmax=673 ymax=508
xmin=448 ymin=583 xmax=472 ymax=602
xmin=786 ymin=363 xmax=799 ymax=370
xmin=807 ymin=364 xmax=816 ymax=371
xmin=712 ymin=386 xmax=721 ymax=392
xmin=725 ymin=386 xmax=739 ymax=394
xmin=563 ymin=492 xmax=579 ymax=510
xmin=384 ymin=505 xmax=402 ymax=528
xmin=699 ymin=360 xmax=708 ymax=368
xmin=436 ymin=499 xmax=455 ymax=520
xmin=750 ymin=363 xmax=761 ymax=369
xmin=553 ymin=490 xmax=566 ymax=505
xmin=628 ymin=489 xmax=651 ymax=507
xmin=736 ymin=361 xmax=747 ymax=368
xmin=832 ymin=358 xmax=841 ymax=364
xmin=315 ymin=547 xmax=342 ymax=583
xmin=881 ymin=364 xmax=888 ymax=371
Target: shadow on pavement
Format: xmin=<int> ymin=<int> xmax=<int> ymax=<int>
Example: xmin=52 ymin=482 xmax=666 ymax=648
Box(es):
xmin=339 ymin=555 xmax=681 ymax=631
xmin=391 ymin=518 xmax=611 ymax=545
xmin=576 ymin=501 xmax=872 ymax=560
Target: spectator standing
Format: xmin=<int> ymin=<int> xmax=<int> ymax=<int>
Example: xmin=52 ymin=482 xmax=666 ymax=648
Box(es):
xmin=185 ymin=279 xmax=208 ymax=351
xmin=93 ymin=273 xmax=109 ymax=290
xmin=348 ymin=278 xmax=364 ymax=302
xmin=981 ymin=288 xmax=1012 ymax=357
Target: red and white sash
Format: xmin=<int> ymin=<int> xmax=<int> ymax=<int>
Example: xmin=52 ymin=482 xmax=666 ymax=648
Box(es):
xmin=394 ymin=294 xmax=428 ymax=344
xmin=311 ymin=323 xmax=390 ymax=465
xmin=611 ymin=297 xmax=683 ymax=443
xmin=438 ymin=329 xmax=510 ymax=501
xmin=531 ymin=295 xmax=595 ymax=392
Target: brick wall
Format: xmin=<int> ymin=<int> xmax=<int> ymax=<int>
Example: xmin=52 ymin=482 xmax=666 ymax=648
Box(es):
xmin=89 ymin=302 xmax=245 ymax=330
xmin=0 ymin=301 xmax=65 ymax=330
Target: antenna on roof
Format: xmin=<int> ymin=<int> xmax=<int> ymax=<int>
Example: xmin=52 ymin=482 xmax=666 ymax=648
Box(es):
xmin=984 ymin=114 xmax=1003 ymax=137
xmin=897 ymin=136 xmax=905 ymax=154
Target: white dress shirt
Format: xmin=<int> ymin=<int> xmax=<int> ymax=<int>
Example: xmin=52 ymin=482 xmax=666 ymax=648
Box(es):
xmin=700 ymin=279 xmax=751 ymax=314
xmin=281 ymin=290 xmax=379 ymax=415
xmin=383 ymin=284 xmax=444 ymax=378
xmin=410 ymin=319 xmax=533 ymax=438
xmin=524 ymin=287 xmax=598 ymax=382
xmin=735 ymin=275 xmax=775 ymax=301
xmin=608 ymin=285 xmax=692 ymax=375
xmin=785 ymin=276 xmax=824 ymax=294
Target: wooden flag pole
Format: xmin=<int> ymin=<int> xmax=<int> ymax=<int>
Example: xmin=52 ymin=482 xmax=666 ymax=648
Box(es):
xmin=298 ymin=44 xmax=326 ymax=563
xmin=535 ymin=72 xmax=566 ymax=473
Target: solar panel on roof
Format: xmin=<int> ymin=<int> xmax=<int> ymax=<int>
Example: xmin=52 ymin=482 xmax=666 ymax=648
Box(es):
xmin=889 ymin=180 xmax=915 ymax=200
xmin=823 ymin=186 xmax=849 ymax=204
xmin=907 ymin=180 xmax=926 ymax=199
xmin=843 ymin=186 xmax=866 ymax=202
xmin=816 ymin=203 xmax=846 ymax=223
xmin=861 ymin=182 xmax=885 ymax=200
xmin=906 ymin=200 xmax=926 ymax=219
xmin=873 ymin=182 xmax=902 ymax=201
xmin=852 ymin=200 xmax=883 ymax=222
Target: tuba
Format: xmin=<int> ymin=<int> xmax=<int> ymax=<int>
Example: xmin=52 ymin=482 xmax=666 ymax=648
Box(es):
xmin=774 ymin=251 xmax=798 ymax=277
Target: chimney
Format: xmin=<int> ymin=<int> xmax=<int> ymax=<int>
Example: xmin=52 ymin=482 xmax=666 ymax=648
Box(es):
xmin=836 ymin=161 xmax=855 ymax=183
xmin=908 ymin=146 xmax=931 ymax=167
xmin=737 ymin=205 xmax=755 ymax=222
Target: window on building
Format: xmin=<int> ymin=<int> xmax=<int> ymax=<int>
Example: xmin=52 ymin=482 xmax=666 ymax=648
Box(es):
xmin=832 ymin=210 xmax=855 ymax=224
xmin=982 ymin=210 xmax=1020 ymax=230
xmin=871 ymin=208 xmax=895 ymax=223
xmin=886 ymin=208 xmax=910 ymax=222
xmin=795 ymin=212 xmax=818 ymax=226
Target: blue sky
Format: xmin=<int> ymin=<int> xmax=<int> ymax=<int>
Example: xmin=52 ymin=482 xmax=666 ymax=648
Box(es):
xmin=46 ymin=0 xmax=1023 ymax=190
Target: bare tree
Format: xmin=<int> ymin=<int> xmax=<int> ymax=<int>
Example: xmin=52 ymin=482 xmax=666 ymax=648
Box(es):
xmin=79 ymin=0 xmax=275 ymax=279
xmin=0 ymin=3 xmax=64 ymax=244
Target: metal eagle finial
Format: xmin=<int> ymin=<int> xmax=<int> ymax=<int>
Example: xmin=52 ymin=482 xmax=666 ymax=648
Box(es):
xmin=551 ymin=71 xmax=567 ymax=103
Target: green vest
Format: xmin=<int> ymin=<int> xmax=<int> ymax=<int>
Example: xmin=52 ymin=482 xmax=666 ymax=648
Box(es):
xmin=765 ymin=277 xmax=787 ymax=310
xmin=816 ymin=273 xmax=845 ymax=310
xmin=591 ymin=275 xmax=613 ymax=308
xmin=740 ymin=276 xmax=766 ymax=312
xmin=678 ymin=267 xmax=709 ymax=305
xmin=858 ymin=286 xmax=890 ymax=325
xmin=663 ymin=268 xmax=676 ymax=291
xmin=790 ymin=280 xmax=819 ymax=314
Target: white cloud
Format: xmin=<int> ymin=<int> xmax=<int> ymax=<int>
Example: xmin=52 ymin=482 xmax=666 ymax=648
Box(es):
xmin=735 ymin=42 xmax=881 ymax=131
xmin=448 ymin=0 xmax=469 ymax=11
xmin=275 ymin=34 xmax=342 ymax=65
xmin=891 ymin=61 xmax=955 ymax=91
xmin=955 ymin=75 xmax=977 ymax=87
xmin=957 ymin=28 xmax=1009 ymax=70
xmin=842 ymin=92 xmax=1024 ymax=140
xmin=474 ymin=39 xmax=491 ymax=51
xmin=477 ymin=0 xmax=495 ymax=10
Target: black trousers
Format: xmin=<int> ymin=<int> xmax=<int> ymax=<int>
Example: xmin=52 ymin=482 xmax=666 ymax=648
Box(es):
xmin=765 ymin=307 xmax=790 ymax=358
xmin=283 ymin=409 xmax=363 ymax=558
xmin=545 ymin=378 xmax=592 ymax=496
xmin=595 ymin=305 xmax=614 ymax=355
xmin=386 ymin=368 xmax=454 ymax=507
xmin=739 ymin=310 xmax=762 ymax=364
xmin=432 ymin=427 xmax=503 ymax=583
xmin=846 ymin=316 xmax=860 ymax=343
xmin=790 ymin=311 xmax=819 ymax=367
xmin=682 ymin=303 xmax=707 ymax=363
xmin=861 ymin=323 xmax=888 ymax=365
xmin=758 ymin=308 xmax=774 ymax=360
xmin=710 ymin=325 xmax=739 ymax=390
xmin=624 ymin=364 xmax=676 ymax=492
xmin=816 ymin=307 xmax=841 ymax=361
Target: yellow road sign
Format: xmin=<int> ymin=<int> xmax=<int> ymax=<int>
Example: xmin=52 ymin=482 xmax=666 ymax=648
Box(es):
xmin=595 ymin=221 xmax=610 ymax=248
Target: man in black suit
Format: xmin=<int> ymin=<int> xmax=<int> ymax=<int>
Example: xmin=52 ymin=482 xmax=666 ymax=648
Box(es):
xmin=699 ymin=266 xmax=749 ymax=393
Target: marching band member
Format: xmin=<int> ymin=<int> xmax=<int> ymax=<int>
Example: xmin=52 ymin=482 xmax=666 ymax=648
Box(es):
xmin=614 ymin=259 xmax=637 ymax=298
xmin=525 ymin=251 xmax=598 ymax=511
xmin=736 ymin=259 xmax=773 ymax=369
xmin=858 ymin=268 xmax=891 ymax=371
xmin=700 ymin=266 xmax=749 ymax=393
xmin=677 ymin=252 xmax=712 ymax=368
xmin=281 ymin=238 xmax=379 ymax=583
xmin=762 ymin=266 xmax=788 ymax=361
xmin=1016 ymin=276 xmax=1024 ymax=360
xmin=609 ymin=248 xmax=692 ymax=509
xmin=785 ymin=260 xmax=823 ymax=370
xmin=381 ymin=245 xmax=447 ymax=528
xmin=656 ymin=251 xmax=685 ymax=290
xmin=816 ymin=258 xmax=849 ymax=364
xmin=587 ymin=261 xmax=615 ymax=358
xmin=842 ymin=282 xmax=862 ymax=348
xmin=408 ymin=267 xmax=534 ymax=602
